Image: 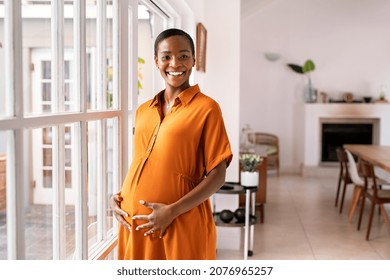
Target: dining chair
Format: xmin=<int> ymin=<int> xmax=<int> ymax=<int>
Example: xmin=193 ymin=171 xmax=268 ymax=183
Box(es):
xmin=357 ymin=159 xmax=390 ymax=240
xmin=335 ymin=147 xmax=354 ymax=214
xmin=345 ymin=149 xmax=365 ymax=223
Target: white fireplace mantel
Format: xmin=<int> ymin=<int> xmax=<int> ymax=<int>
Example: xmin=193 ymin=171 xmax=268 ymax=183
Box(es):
xmin=303 ymin=103 xmax=390 ymax=169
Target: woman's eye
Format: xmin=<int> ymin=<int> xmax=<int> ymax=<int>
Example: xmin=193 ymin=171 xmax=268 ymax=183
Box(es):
xmin=179 ymin=55 xmax=189 ymax=60
xmin=161 ymin=55 xmax=170 ymax=61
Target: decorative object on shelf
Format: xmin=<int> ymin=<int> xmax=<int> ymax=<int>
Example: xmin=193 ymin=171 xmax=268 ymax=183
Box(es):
xmin=363 ymin=96 xmax=372 ymax=103
xmin=342 ymin=92 xmax=354 ymax=103
xmin=240 ymin=124 xmax=255 ymax=153
xmin=239 ymin=154 xmax=262 ymax=187
xmin=219 ymin=209 xmax=234 ymax=223
xmin=287 ymin=59 xmax=317 ymax=103
xmin=234 ymin=208 xmax=246 ymax=223
xmin=379 ymin=83 xmax=388 ymax=102
xmin=319 ymin=91 xmax=329 ymax=103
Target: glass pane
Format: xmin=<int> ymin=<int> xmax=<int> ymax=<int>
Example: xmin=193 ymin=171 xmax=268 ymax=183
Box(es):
xmin=106 ymin=2 xmax=114 ymax=110
xmin=43 ymin=127 xmax=52 ymax=145
xmin=43 ymin=148 xmax=52 ymax=166
xmin=25 ymin=204 xmax=52 ymax=259
xmin=87 ymin=118 xmax=117 ymax=249
xmin=86 ymin=1 xmax=115 ymax=111
xmin=43 ymin=170 xmax=52 ymax=188
xmin=65 ymin=170 xmax=72 ymax=188
xmin=23 ymin=2 xmax=52 ymax=115
xmin=28 ymin=126 xmax=53 ymax=259
xmin=64 ymin=2 xmax=76 ymax=113
xmin=0 ymin=6 xmax=6 ymax=118
xmin=33 ymin=126 xmax=53 ymax=192
xmin=64 ymin=126 xmax=71 ymax=145
xmin=0 ymin=131 xmax=8 ymax=259
xmin=42 ymin=61 xmax=51 ymax=79
xmin=87 ymin=120 xmax=99 ymax=247
xmin=64 ymin=122 xmax=76 ymax=260
xmin=105 ymin=118 xmax=117 ymax=233
xmin=42 ymin=82 xmax=51 ymax=101
xmin=86 ymin=2 xmax=97 ymax=110
xmin=65 ymin=148 xmax=71 ymax=167
xmin=137 ymin=4 xmax=153 ymax=105
xmin=64 ymin=61 xmax=70 ymax=80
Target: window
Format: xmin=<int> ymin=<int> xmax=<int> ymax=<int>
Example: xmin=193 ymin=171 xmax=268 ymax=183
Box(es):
xmin=0 ymin=0 xmax=185 ymax=260
xmin=0 ymin=0 xmax=137 ymax=260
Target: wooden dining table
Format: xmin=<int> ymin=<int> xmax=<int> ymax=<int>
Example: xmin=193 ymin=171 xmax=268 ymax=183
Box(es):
xmin=343 ymin=144 xmax=390 ymax=172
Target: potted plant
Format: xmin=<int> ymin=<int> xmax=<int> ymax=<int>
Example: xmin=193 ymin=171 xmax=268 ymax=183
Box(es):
xmin=239 ymin=154 xmax=263 ymax=187
xmin=287 ymin=59 xmax=317 ymax=103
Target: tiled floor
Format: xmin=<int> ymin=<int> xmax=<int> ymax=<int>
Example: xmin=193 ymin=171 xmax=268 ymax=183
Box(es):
xmin=216 ymin=173 xmax=390 ymax=260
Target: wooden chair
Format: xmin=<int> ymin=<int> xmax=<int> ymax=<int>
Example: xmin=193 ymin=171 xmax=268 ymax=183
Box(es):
xmin=247 ymin=132 xmax=280 ymax=176
xmin=357 ymin=159 xmax=390 ymax=240
xmin=335 ymin=147 xmax=354 ymax=214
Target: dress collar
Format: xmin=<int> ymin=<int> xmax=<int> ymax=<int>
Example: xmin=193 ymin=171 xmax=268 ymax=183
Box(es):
xmin=149 ymin=84 xmax=200 ymax=108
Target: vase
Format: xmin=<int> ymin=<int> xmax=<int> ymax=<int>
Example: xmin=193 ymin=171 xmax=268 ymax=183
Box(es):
xmin=240 ymin=171 xmax=259 ymax=187
xmin=304 ymin=78 xmax=317 ymax=103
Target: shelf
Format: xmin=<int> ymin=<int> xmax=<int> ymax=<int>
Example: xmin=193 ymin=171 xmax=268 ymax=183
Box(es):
xmin=213 ymin=213 xmax=257 ymax=227
xmin=217 ymin=182 xmax=257 ymax=194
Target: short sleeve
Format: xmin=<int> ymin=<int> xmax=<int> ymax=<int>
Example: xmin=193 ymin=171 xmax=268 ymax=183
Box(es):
xmin=202 ymin=102 xmax=233 ymax=175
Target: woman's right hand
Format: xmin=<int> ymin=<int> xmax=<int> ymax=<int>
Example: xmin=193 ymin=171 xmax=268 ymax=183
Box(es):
xmin=110 ymin=193 xmax=132 ymax=231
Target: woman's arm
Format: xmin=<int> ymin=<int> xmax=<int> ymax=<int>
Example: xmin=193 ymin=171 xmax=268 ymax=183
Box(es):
xmin=132 ymin=160 xmax=227 ymax=237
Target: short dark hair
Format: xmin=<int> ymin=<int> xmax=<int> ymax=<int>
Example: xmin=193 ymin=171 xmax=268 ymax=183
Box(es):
xmin=154 ymin=28 xmax=195 ymax=57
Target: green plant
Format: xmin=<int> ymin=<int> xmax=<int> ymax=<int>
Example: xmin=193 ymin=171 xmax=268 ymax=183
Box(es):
xmin=287 ymin=59 xmax=316 ymax=75
xmin=239 ymin=154 xmax=263 ymax=172
xmin=287 ymin=59 xmax=317 ymax=102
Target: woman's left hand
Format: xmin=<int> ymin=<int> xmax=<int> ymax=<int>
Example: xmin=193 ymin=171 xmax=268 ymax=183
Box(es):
xmin=132 ymin=200 xmax=175 ymax=238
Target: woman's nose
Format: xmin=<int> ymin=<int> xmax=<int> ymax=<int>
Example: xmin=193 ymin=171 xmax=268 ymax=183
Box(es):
xmin=169 ymin=57 xmax=180 ymax=67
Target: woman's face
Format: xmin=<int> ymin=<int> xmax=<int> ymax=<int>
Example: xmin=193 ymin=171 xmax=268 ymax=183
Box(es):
xmin=154 ymin=35 xmax=195 ymax=92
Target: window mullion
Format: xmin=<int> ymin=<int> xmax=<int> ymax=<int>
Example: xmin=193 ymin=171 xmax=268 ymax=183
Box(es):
xmin=73 ymin=0 xmax=88 ymax=260
xmin=51 ymin=0 xmax=66 ymax=260
xmin=102 ymin=120 xmax=108 ymax=239
xmin=52 ymin=125 xmax=66 ymax=260
xmin=6 ymin=130 xmax=26 ymax=260
xmin=117 ymin=0 xmax=130 ymax=187
xmin=112 ymin=0 xmax=119 ymax=109
xmin=52 ymin=0 xmax=65 ymax=113
xmin=97 ymin=0 xmax=107 ymax=110
xmin=4 ymin=0 xmax=25 ymax=260
xmin=74 ymin=0 xmax=87 ymax=113
xmin=96 ymin=120 xmax=105 ymax=241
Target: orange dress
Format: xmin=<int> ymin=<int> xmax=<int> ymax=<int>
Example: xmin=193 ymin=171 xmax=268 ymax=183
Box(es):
xmin=117 ymin=84 xmax=232 ymax=260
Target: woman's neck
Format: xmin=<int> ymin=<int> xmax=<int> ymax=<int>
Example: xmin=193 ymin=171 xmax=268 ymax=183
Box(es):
xmin=164 ymin=83 xmax=191 ymax=99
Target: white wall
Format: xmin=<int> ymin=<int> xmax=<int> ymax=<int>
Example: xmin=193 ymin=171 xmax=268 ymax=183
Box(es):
xmin=203 ymin=0 xmax=241 ymax=182
xmin=240 ymin=0 xmax=390 ymax=173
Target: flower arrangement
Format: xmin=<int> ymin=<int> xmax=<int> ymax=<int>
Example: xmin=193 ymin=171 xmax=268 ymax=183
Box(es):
xmin=239 ymin=154 xmax=263 ymax=172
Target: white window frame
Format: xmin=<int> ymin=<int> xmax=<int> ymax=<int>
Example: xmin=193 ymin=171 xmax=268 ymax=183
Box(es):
xmin=0 ymin=0 xmax=136 ymax=260
xmin=1 ymin=0 xmax=189 ymax=260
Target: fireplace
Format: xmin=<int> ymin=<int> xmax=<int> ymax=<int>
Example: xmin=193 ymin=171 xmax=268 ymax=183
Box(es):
xmin=320 ymin=118 xmax=379 ymax=163
xmin=303 ymin=104 xmax=390 ymax=175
